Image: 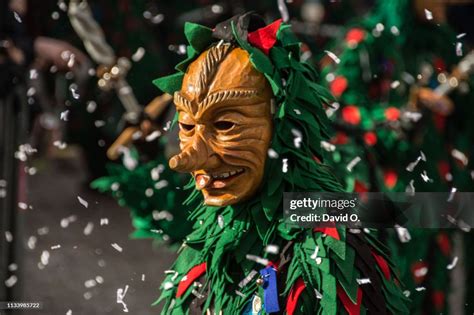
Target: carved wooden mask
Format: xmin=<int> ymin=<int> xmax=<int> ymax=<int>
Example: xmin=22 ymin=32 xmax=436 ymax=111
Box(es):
xmin=169 ymin=45 xmax=273 ymax=206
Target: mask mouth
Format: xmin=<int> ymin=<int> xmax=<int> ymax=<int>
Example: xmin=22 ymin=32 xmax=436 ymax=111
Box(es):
xmin=195 ymin=168 xmax=246 ymax=190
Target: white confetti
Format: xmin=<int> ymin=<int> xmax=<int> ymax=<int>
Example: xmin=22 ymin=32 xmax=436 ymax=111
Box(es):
xmin=314 ymin=289 xmax=323 ymax=299
xmin=8 ymin=264 xmax=18 ymax=271
xmin=51 ymin=245 xmax=61 ymax=250
xmin=346 ymin=156 xmax=361 ymax=172
xmin=100 ymin=218 xmax=109 ymax=226
xmin=282 ymin=158 xmax=289 ymax=173
xmin=406 ymin=179 xmax=415 ymax=196
xmin=83 ymin=222 xmax=94 ymax=236
xmin=447 ymin=187 xmax=457 ymax=202
xmin=406 ymin=152 xmax=426 ymax=172
xmin=120 ymin=147 xmax=137 ymax=170
xmin=324 ymin=50 xmax=340 ymax=64
xmin=29 ymin=69 xmax=38 ymax=79
xmin=321 ymin=141 xmax=336 ymax=152
xmin=41 ymin=250 xmax=50 ymax=265
xmin=447 ymin=256 xmax=458 ymax=270
xmin=356 ymin=278 xmax=371 ymax=285
xmin=246 ymin=254 xmax=269 ymax=266
xmin=403 ymin=290 xmax=411 ymax=297
xmin=132 ymin=47 xmax=146 ymax=62
xmin=163 ymin=121 xmax=172 ymax=131
xmin=310 ymin=246 xmax=322 ymax=264
xmin=5 ymin=231 xmax=13 ymax=242
xmin=291 ymin=129 xmax=303 ymax=148
xmin=403 ymin=111 xmax=423 ymax=122
xmin=5 ymin=275 xmax=18 ymax=288
xmin=60 ymin=110 xmax=70 ymax=121
xmin=415 ymin=286 xmax=426 ymax=292
xmin=238 ymin=270 xmax=257 ymax=288
xmin=424 ymin=9 xmax=433 ymax=20
xmin=86 ymin=101 xmax=97 ymax=113
xmin=27 ymin=236 xmax=37 ymax=249
xmin=268 ymin=148 xmax=279 ymax=159
xmin=146 ymin=130 xmax=161 ymax=142
xmin=94 ymin=120 xmax=106 ymax=128
xmin=456 ymin=42 xmax=463 ymax=57
xmin=456 ymin=33 xmax=466 ymax=39
xmin=18 ymin=202 xmax=28 ymax=210
xmin=51 ymin=11 xmax=60 ymax=20
xmin=390 ymin=80 xmax=400 ymax=89
xmin=117 ymin=285 xmax=129 ymax=312
xmin=420 ymin=170 xmax=433 ymax=183
xmin=66 ymin=310 xmax=72 ymax=315
xmin=77 ymin=196 xmax=88 ymax=208
xmin=163 ymin=282 xmax=174 ymax=290
xmin=414 ymin=266 xmax=428 ymax=278
xmin=53 ymin=141 xmax=67 ymax=150
xmin=217 ymin=215 xmax=224 ymax=228
xmin=394 ymin=225 xmax=411 ymax=243
xmin=96 ymin=276 xmax=104 ymax=284
xmin=265 ymin=245 xmax=279 ymax=255
xmin=85 ymin=279 xmax=97 ymax=288
xmin=111 ymin=243 xmax=123 ymax=253
xmin=141 ymin=274 xmax=146 ymax=281
xmin=451 ymin=149 xmax=469 ymax=166
xmin=13 ymin=12 xmax=22 ymax=23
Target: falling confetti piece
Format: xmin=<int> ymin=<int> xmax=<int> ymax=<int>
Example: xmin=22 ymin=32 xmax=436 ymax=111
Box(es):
xmin=66 ymin=310 xmax=72 ymax=315
xmin=310 ymin=246 xmax=322 ymax=264
xmin=163 ymin=282 xmax=174 ymax=290
xmin=320 ymin=141 xmax=336 ymax=152
xmin=94 ymin=120 xmax=106 ymax=128
xmin=414 ymin=266 xmax=428 ymax=278
xmin=395 ymin=225 xmax=411 ymax=243
xmin=86 ymin=101 xmax=97 ymax=113
xmin=60 ymin=110 xmax=70 ymax=121
xmin=268 ymin=148 xmax=279 ymax=158
xmin=51 ymin=245 xmax=61 ymax=250
xmin=451 ymin=149 xmax=469 ymax=166
xmin=238 ymin=270 xmax=257 ymax=288
xmin=420 ymin=170 xmax=433 ymax=183
xmin=217 ymin=215 xmax=224 ymax=228
xmin=315 ymin=289 xmax=323 ymax=299
xmin=415 ymin=286 xmax=426 ymax=292
xmin=28 ymin=236 xmax=37 ymax=249
xmin=77 ymin=196 xmax=88 ymax=208
xmin=291 ymin=129 xmax=303 ymax=148
xmin=424 ymin=9 xmax=433 ymax=20
xmin=41 ymin=250 xmax=50 ymax=265
xmin=246 ymin=254 xmax=269 ymax=266
xmin=406 ymin=179 xmax=415 ymax=196
xmin=324 ymin=50 xmax=340 ymax=64
xmin=83 ymin=222 xmax=94 ymax=236
xmin=346 ymin=156 xmax=361 ymax=172
xmin=447 ymin=187 xmax=457 ymax=202
xmin=5 ymin=231 xmax=12 ymax=242
xmin=5 ymin=275 xmax=18 ymax=288
xmin=390 ymin=80 xmax=400 ymax=89
xmin=53 ymin=141 xmax=67 ymax=150
xmin=145 ymin=130 xmax=161 ymax=142
xmin=13 ymin=12 xmax=22 ymax=23
xmin=356 ymin=278 xmax=371 ymax=285
xmin=282 ymin=158 xmax=289 ymax=173
xmin=117 ymin=285 xmax=129 ymax=312
xmin=85 ymin=279 xmax=97 ymax=288
xmin=141 ymin=274 xmax=145 ymax=281
xmin=447 ymin=256 xmax=458 ymax=270
xmin=96 ymin=276 xmax=104 ymax=284
xmin=8 ymin=264 xmax=18 ymax=271
xmin=457 ymin=33 xmax=466 ymax=39
xmin=111 ymin=243 xmax=123 ymax=252
xmin=18 ymin=202 xmax=28 ymax=210
xmin=265 ymin=245 xmax=279 ymax=254
xmin=132 ymin=47 xmax=146 ymax=62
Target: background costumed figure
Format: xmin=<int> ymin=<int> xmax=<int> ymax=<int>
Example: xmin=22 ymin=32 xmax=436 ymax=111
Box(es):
xmin=152 ymin=13 xmax=410 ymax=314
xmin=319 ymin=0 xmax=474 ymax=313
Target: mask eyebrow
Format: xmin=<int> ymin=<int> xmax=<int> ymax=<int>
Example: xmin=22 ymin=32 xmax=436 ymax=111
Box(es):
xmin=174 ymin=92 xmax=193 ymax=113
xmin=199 ymin=89 xmax=259 ymax=112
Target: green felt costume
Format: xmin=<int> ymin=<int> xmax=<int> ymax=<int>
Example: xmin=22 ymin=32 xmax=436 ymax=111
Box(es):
xmin=319 ymin=0 xmax=474 ymax=313
xmin=152 ymin=14 xmax=410 ymax=315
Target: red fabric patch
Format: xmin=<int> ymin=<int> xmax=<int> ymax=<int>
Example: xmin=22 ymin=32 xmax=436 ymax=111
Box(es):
xmin=411 ymin=261 xmax=428 ymax=284
xmin=436 ymin=233 xmax=451 ymax=256
xmin=331 ymin=132 xmax=349 ymax=145
xmin=330 ymin=76 xmax=348 ymax=97
xmin=371 ymin=251 xmax=391 ymax=280
xmin=433 ymin=57 xmax=446 ymax=72
xmin=176 ymin=262 xmax=206 ymax=297
xmin=354 ymin=180 xmax=369 ymax=193
xmin=286 ymin=277 xmax=306 ymax=315
xmin=384 ymin=107 xmax=400 ymax=121
xmin=432 ymin=291 xmax=445 ymax=310
xmin=383 ymin=170 xmax=398 ymax=189
xmin=247 ymin=19 xmax=282 ymax=55
xmin=342 ymin=105 xmax=361 ymax=125
xmin=437 ymin=160 xmax=451 ymax=181
xmin=313 ymin=227 xmax=340 ymax=240
xmin=363 ymin=132 xmax=377 ymax=146
xmin=337 ymin=285 xmax=363 ymax=315
xmin=345 ymin=28 xmax=366 ymax=46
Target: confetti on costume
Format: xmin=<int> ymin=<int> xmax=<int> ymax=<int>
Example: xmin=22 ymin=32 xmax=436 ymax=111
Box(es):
xmin=152 ymin=13 xmax=410 ymax=314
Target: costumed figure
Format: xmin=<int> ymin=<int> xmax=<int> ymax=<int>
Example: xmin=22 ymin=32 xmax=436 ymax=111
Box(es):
xmin=152 ymin=13 xmax=410 ymax=314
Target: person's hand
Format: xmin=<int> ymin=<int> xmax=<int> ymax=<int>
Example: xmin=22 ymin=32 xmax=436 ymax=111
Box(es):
xmin=34 ymin=37 xmax=88 ymax=71
xmin=417 ymin=87 xmax=454 ymax=116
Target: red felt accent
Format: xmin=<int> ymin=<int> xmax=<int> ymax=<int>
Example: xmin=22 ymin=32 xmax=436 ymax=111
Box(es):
xmin=354 ymin=180 xmax=369 ymax=193
xmin=313 ymin=227 xmax=340 ymax=240
xmin=371 ymin=251 xmax=391 ymax=280
xmin=432 ymin=291 xmax=445 ymax=310
xmin=247 ymin=19 xmax=283 ymax=55
xmin=266 ymin=260 xmax=279 ymax=271
xmin=176 ymin=262 xmax=206 ymax=297
xmin=433 ymin=57 xmax=446 ymax=72
xmin=384 ymin=107 xmax=400 ymax=121
xmin=433 ymin=113 xmax=446 ymax=132
xmin=342 ymin=105 xmax=361 ymax=125
xmin=331 ymin=132 xmax=349 ymax=145
xmin=436 ymin=233 xmax=451 ymax=256
xmin=437 ymin=160 xmax=451 ymax=181
xmin=337 ymin=285 xmax=363 ymax=315
xmin=383 ymin=170 xmax=398 ymax=189
xmin=286 ymin=278 xmax=306 ymax=315
xmin=330 ymin=76 xmax=348 ymax=97
xmin=345 ymin=28 xmax=366 ymax=46
xmin=363 ymin=132 xmax=377 ymax=146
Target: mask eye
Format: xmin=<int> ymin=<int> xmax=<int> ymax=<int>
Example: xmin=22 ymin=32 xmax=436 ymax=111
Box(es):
xmin=179 ymin=122 xmax=195 ymax=131
xmin=214 ymin=121 xmax=235 ymax=131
